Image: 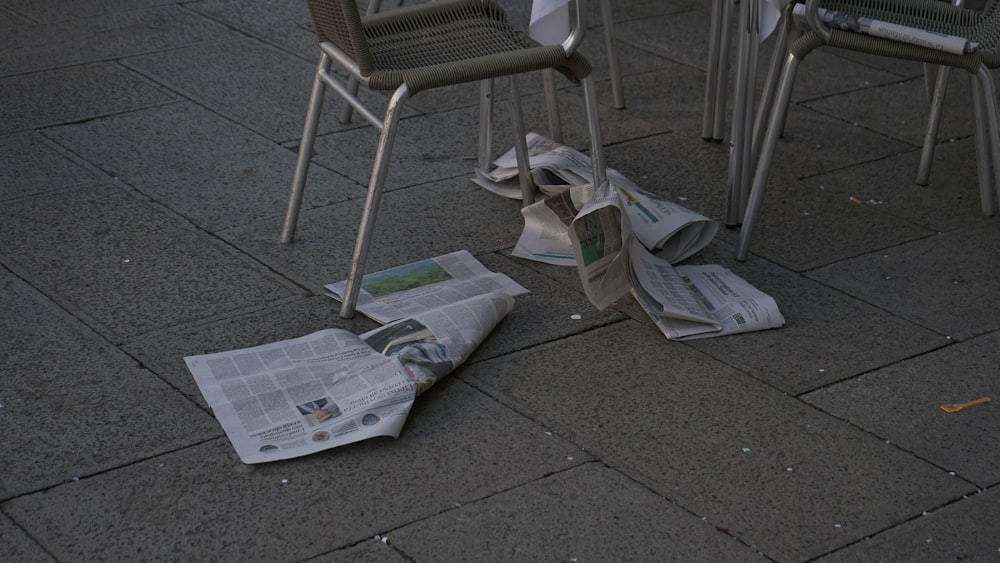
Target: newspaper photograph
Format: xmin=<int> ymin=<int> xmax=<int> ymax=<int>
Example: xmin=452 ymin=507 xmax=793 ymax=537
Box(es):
xmin=567 ymin=179 xmax=633 ymax=310
xmin=628 ymin=238 xmax=785 ymax=340
xmin=324 ymin=250 xmax=529 ymax=324
xmin=184 ymin=292 xmax=515 ymax=463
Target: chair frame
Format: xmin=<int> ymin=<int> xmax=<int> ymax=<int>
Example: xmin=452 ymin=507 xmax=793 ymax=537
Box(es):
xmin=281 ymin=0 xmax=608 ymax=318
xmin=734 ymin=0 xmax=1000 ymax=261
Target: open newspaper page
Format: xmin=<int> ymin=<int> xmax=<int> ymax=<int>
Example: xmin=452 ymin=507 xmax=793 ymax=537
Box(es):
xmin=184 ymin=292 xmax=515 ymax=463
xmin=628 ymin=238 xmax=785 ymax=340
xmin=568 ymin=179 xmax=633 ymax=309
xmin=324 ymin=250 xmax=528 ymax=324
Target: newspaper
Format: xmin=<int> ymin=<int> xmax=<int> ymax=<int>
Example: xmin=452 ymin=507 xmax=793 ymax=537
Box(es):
xmin=323 ymin=250 xmax=529 ymax=324
xmin=473 ymin=132 xmax=593 ymax=200
xmin=475 ymin=134 xmax=784 ymax=338
xmin=627 ymin=238 xmax=785 ymax=340
xmin=476 ymin=133 xmax=717 ymax=266
xmin=184 ymin=291 xmax=515 ymax=463
xmin=793 ymin=3 xmax=979 ymax=55
xmin=561 ymin=165 xmax=785 ymax=338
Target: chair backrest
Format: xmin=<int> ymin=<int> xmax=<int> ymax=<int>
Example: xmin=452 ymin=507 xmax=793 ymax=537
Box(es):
xmin=306 ymin=0 xmax=375 ymax=76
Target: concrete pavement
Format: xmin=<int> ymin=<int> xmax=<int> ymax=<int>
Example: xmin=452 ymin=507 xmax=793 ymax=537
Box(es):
xmin=2 ymin=0 xmax=998 ymax=561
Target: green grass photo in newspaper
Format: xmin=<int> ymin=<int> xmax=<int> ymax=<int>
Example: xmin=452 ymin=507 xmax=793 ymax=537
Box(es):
xmin=361 ymin=258 xmax=453 ymax=297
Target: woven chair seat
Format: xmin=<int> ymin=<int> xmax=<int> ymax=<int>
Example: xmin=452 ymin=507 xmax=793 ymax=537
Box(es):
xmin=311 ymin=0 xmax=591 ymax=93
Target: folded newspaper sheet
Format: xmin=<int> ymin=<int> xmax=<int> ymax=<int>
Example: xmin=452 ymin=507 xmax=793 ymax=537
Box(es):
xmin=184 ymin=292 xmax=514 ymax=463
xmin=475 ymin=134 xmax=785 ymax=338
xmin=475 ymin=133 xmax=718 ymax=266
xmin=628 ymin=238 xmax=785 ymax=340
xmin=324 ymin=250 xmax=529 ymax=324
xmin=566 ymin=180 xmax=785 ymax=337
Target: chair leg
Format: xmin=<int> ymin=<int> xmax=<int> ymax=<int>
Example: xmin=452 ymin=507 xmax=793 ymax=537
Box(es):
xmin=916 ymin=66 xmax=950 ymax=186
xmin=702 ymin=0 xmax=726 ymax=141
xmin=735 ymin=49 xmax=803 ymax=261
xmin=725 ymin=0 xmax=759 ymax=226
xmin=973 ymin=66 xmax=1000 ymax=215
xmin=711 ymin=0 xmax=733 ymax=143
xmin=751 ymin=2 xmax=792 ymax=163
xmin=506 ymin=75 xmax=536 ymax=205
xmin=599 ymin=0 xmax=625 ymax=109
xmin=478 ymin=79 xmax=495 ymax=172
xmin=339 ymin=84 xmax=410 ymax=319
xmin=541 ymin=69 xmax=563 ymax=143
xmin=337 ymin=0 xmax=383 ymax=126
xmin=581 ymin=75 xmax=608 ymax=190
xmin=281 ymin=53 xmax=330 ymax=244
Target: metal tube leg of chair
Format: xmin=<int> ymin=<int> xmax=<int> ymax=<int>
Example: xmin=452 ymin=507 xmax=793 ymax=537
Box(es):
xmin=969 ymin=78 xmax=994 ymax=215
xmin=702 ymin=0 xmax=725 ymax=141
xmin=541 ymin=69 xmax=563 ymax=143
xmin=735 ymin=53 xmax=801 ymax=261
xmin=725 ymin=0 xmax=754 ymax=226
xmin=599 ymin=0 xmax=625 ymax=109
xmin=712 ymin=0 xmax=734 ymax=142
xmin=581 ymin=75 xmax=608 ymax=190
xmin=340 ymin=85 xmax=410 ymax=319
xmin=506 ymin=76 xmax=535 ymax=206
xmin=281 ymin=53 xmax=330 ymax=244
xmin=751 ymin=4 xmax=791 ymax=162
xmin=338 ymin=78 xmax=360 ymax=124
xmin=738 ymin=2 xmax=760 ymax=216
xmin=478 ymin=79 xmax=495 ymax=172
xmin=974 ymin=66 xmax=1000 ymax=215
xmin=337 ymin=0 xmax=383 ymax=125
xmin=916 ymin=66 xmax=950 ymax=186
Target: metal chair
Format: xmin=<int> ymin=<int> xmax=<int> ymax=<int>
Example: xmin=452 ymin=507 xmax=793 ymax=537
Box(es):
xmin=735 ymin=0 xmax=1000 ymax=261
xmin=280 ymin=0 xmax=608 ymax=318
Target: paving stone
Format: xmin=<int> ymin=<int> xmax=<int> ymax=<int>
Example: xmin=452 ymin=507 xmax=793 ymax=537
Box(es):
xmin=807 ymin=220 xmax=1000 ymax=340
xmin=679 ymin=242 xmax=947 ymax=396
xmin=0 ymin=131 xmax=104 ymax=200
xmin=815 ymin=488 xmax=1000 ymax=562
xmin=799 ymin=137 xmax=988 ymax=233
xmin=0 ymin=267 xmax=220 ymax=498
xmin=1 ymin=0 xmax=177 ymax=22
xmin=388 ymin=463 xmax=763 ymax=561
xmin=715 ymin=174 xmax=936 ymax=272
xmin=218 ymin=175 xmax=530 ymax=287
xmin=3 ymin=380 xmax=589 ymax=561
xmin=461 ymin=321 xmax=973 ymax=561
xmin=803 ymin=331 xmax=1000 ymax=487
xmin=305 ymin=539 xmax=409 ymax=562
xmin=0 ymin=5 xmax=240 ymax=76
xmin=123 ymin=37 xmax=401 ymax=143
xmin=44 ymin=101 xmax=362 ymax=231
xmin=187 ymin=0 xmax=338 ymax=60
xmin=0 ymin=63 xmax=177 ymax=134
xmin=805 ymin=73 xmax=976 ymax=147
xmin=0 ymin=183 xmax=302 ymax=343
xmin=0 ymin=511 xmax=54 ymax=563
